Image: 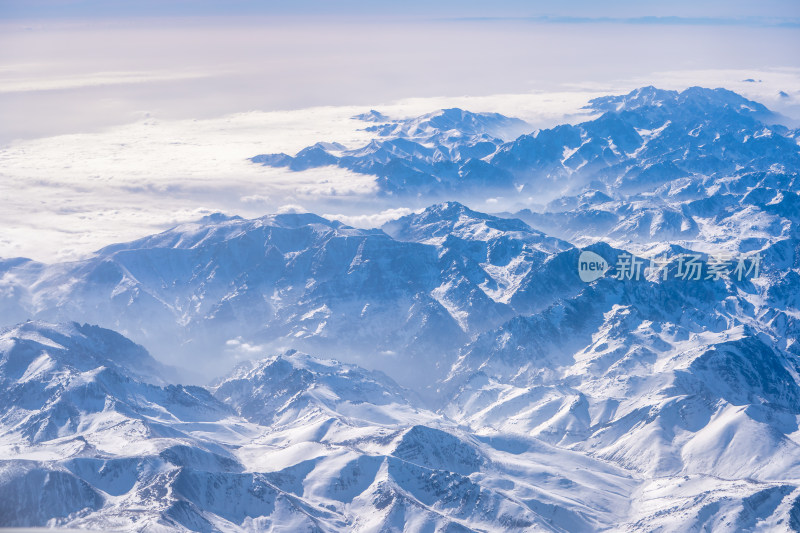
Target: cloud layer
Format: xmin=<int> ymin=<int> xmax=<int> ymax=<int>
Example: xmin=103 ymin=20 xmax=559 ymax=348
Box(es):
xmin=3 ymin=67 xmax=800 ymax=263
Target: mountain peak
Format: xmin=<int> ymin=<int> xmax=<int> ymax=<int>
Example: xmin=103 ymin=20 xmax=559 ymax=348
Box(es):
xmin=427 ymin=200 xmax=473 ymax=218
xmin=381 ymin=202 xmax=487 ymax=239
xmin=198 ymin=212 xmax=243 ymax=224
xmin=397 ymin=201 xmax=525 ymax=227
xmin=213 ymin=350 xmax=416 ymax=427
xmin=0 ymin=321 xmax=172 ymax=385
xmin=381 ymin=202 xmax=563 ymax=252
xmin=352 ymin=109 xmax=390 ymax=122
xmin=588 ymin=85 xmax=772 ymax=118
xmin=357 ymin=107 xmax=530 ymax=142
xmin=268 ymin=211 xmax=342 ymax=229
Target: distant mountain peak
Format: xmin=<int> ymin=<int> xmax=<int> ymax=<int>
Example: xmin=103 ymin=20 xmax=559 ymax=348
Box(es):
xmin=198 ymin=212 xmax=243 ymax=224
xmin=268 ymin=211 xmax=343 ymax=229
xmin=352 ymin=109 xmax=391 ymax=122
xmin=252 ymin=86 xmax=796 ymax=199
xmin=425 ymin=200 xmax=473 ymax=218
xmin=588 ymin=85 xmax=773 ymax=118
xmin=400 ymin=200 xmax=530 ymax=229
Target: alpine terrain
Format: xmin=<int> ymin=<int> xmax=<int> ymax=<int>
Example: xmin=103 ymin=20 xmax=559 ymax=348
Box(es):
xmin=1 ymin=86 xmax=800 ymax=531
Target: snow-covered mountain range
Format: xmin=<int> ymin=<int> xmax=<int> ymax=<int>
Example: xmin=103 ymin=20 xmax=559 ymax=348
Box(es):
xmin=1 ymin=86 xmax=800 ymax=531
xmin=251 ymin=87 xmax=799 ymax=200
xmin=4 ymin=321 xmax=797 ymax=531
xmin=0 ymin=204 xmax=579 ymax=391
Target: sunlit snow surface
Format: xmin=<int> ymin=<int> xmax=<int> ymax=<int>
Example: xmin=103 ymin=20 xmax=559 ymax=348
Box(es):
xmin=1 ymin=316 xmax=799 ymax=531
xmin=1 ymin=83 xmax=800 ymax=530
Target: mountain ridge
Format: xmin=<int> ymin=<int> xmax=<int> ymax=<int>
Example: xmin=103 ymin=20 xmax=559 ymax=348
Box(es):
xmin=2 ymin=85 xmax=800 ymax=531
xmin=251 ymin=86 xmax=800 ymax=200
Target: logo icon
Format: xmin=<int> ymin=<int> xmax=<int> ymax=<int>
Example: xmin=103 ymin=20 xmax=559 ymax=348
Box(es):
xmin=578 ymin=250 xmax=609 ymax=282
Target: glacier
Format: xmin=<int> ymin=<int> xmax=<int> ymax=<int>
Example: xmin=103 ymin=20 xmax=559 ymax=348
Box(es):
xmin=1 ymin=86 xmax=800 ymax=531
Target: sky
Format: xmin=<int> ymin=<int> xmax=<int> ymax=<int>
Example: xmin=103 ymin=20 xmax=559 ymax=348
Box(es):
xmin=1 ymin=1 xmax=799 ymax=261
xmin=2 ymin=0 xmax=799 ymax=20
xmin=2 ymin=1 xmax=799 ymax=142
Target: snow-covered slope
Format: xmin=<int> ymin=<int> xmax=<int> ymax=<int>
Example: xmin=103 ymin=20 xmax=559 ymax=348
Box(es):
xmin=251 ymin=87 xmax=800 ymax=202
xmin=0 ymin=203 xmax=578 ymax=393
xmin=3 ymin=321 xmax=798 ymax=531
xmin=252 ymin=108 xmax=530 ymax=196
xmin=2 ymin=86 xmax=800 ymax=531
xmin=0 ymin=322 xmax=643 ymax=531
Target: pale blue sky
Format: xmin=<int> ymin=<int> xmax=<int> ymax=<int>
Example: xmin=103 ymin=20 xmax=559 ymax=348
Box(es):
xmin=1 ymin=0 xmax=799 ymax=142
xmin=1 ymin=0 xmax=798 ymax=22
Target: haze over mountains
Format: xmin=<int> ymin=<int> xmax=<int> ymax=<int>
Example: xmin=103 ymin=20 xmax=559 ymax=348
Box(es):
xmin=1 ymin=86 xmax=800 ymax=531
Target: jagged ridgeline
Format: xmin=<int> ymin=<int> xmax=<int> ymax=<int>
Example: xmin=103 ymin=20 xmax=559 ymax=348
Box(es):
xmin=1 ymin=86 xmax=800 ymax=531
xmin=252 ymin=87 xmax=799 ymax=199
xmin=2 ymin=321 xmax=799 ymax=530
